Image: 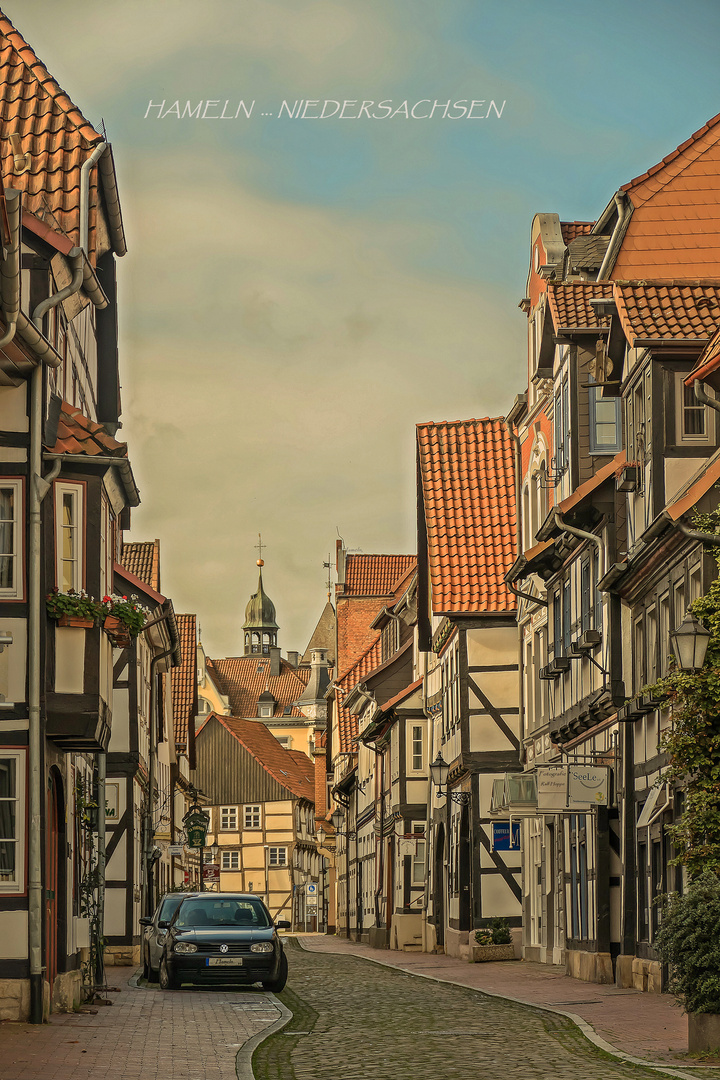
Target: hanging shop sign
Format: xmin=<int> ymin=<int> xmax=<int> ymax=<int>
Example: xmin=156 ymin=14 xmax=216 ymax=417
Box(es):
xmin=491 ymin=821 xmax=521 ymax=851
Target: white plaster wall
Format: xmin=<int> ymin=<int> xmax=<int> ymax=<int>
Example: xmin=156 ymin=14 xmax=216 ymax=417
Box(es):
xmin=0 ymin=909 xmax=28 ymax=957
xmin=54 ymin=628 xmax=85 ymax=693
xmin=466 ymin=626 xmax=518 ymax=667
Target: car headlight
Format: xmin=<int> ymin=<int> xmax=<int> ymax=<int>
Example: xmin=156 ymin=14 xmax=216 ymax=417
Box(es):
xmin=250 ymin=942 xmax=274 ymax=954
xmin=174 ymin=941 xmax=197 ymax=954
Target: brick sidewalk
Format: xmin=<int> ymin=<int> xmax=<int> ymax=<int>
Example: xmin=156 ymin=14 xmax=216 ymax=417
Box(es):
xmin=0 ymin=968 xmax=281 ymax=1080
xmin=297 ymin=935 xmax=695 ymax=1067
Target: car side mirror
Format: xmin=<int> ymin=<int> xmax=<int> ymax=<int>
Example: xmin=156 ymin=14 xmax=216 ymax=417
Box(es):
xmin=139 ymin=917 xmax=152 ymax=926
xmin=157 ymin=920 xmax=169 ymax=929
xmin=275 ymin=920 xmax=291 ymax=929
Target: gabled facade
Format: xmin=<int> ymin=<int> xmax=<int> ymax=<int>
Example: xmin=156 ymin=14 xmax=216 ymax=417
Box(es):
xmin=0 ymin=13 xmax=130 ymax=1020
xmin=416 ymin=417 xmax=521 ymax=958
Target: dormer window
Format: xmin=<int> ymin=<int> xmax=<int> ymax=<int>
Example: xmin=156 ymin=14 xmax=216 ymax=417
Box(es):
xmin=257 ymin=690 xmax=275 ymax=718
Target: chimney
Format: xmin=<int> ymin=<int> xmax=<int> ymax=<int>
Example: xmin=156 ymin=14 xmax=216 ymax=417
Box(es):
xmin=286 ymin=650 xmax=299 ymax=668
xmin=269 ymin=646 xmax=282 ymax=677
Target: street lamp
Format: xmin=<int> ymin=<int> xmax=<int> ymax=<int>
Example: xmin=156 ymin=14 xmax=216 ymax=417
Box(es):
xmin=429 ymin=752 xmax=471 ymax=805
xmin=330 ymin=806 xmax=356 ymax=840
xmin=670 ymin=611 xmax=711 ymax=672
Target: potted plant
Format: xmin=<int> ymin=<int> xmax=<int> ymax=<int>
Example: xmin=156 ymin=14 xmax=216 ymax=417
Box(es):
xmin=101 ymin=594 xmax=148 ymax=644
xmin=470 ymin=917 xmax=516 ymax=963
xmin=46 ymin=588 xmax=103 ymax=628
xmin=655 ymin=872 xmax=720 ymax=1054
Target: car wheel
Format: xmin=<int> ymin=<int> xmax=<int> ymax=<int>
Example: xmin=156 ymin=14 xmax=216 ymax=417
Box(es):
xmin=262 ymin=951 xmax=288 ymax=993
xmin=159 ymin=956 xmax=178 ymax=991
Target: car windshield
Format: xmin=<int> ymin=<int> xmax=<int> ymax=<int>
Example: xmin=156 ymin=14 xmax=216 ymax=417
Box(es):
xmin=174 ymin=899 xmax=272 ymax=929
xmin=158 ymin=895 xmax=185 ymax=923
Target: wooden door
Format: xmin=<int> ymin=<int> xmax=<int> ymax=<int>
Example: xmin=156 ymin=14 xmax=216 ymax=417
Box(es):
xmin=46 ymin=777 xmax=59 ymax=991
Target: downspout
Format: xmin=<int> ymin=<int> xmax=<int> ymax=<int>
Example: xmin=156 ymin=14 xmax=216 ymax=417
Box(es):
xmin=80 ymin=144 xmax=107 ymax=256
xmin=597 ymin=192 xmax=633 ymax=282
xmin=27 ymin=136 xmax=106 ymax=1017
xmin=95 ymin=750 xmax=106 ymax=990
xmin=28 ymin=250 xmax=84 ymax=1024
xmin=694 ymin=381 xmax=720 ymax=415
xmin=143 ymin=645 xmax=175 ymax=917
xmin=0 ymin=189 xmax=22 ymax=349
xmin=554 ymin=510 xmax=605 ymax=582
xmin=505 ymin=414 xmax=548 ymax=609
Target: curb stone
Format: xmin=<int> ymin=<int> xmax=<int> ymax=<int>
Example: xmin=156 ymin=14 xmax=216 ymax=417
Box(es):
xmin=295 ymin=938 xmax=702 ymax=1080
xmin=235 ymin=994 xmax=292 ymax=1080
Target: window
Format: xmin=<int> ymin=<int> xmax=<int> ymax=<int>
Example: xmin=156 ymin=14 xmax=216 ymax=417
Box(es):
xmin=0 ymin=750 xmax=25 ymax=893
xmin=580 ymin=559 xmax=592 ymax=632
xmin=676 ymin=372 xmax=713 ymax=444
xmin=244 ymin=805 xmax=261 ymax=829
xmin=221 ymin=851 xmax=239 ymax=870
xmin=220 ymin=806 xmax=237 ymax=830
xmin=0 ymin=481 xmax=22 ymax=599
xmin=268 ymin=846 xmax=287 ymax=867
xmin=411 ymin=821 xmax=426 ymax=885
xmin=258 ymin=704 xmax=273 ymax=717
xmin=410 ymin=725 xmax=424 ymax=772
xmin=552 ymin=589 xmax=562 ymax=658
xmin=563 ymin=580 xmax=572 ymax=655
xmin=589 ymin=387 xmax=622 ymax=453
xmin=54 ymin=483 xmax=83 ymax=592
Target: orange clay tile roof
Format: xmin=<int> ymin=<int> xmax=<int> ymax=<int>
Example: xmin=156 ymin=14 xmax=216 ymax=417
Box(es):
xmin=0 ymin=13 xmax=119 ymax=260
xmin=613 ymin=111 xmax=720 ymax=280
xmin=547 ymin=282 xmax=614 ymax=331
xmin=343 ymin=554 xmax=416 ymax=596
xmin=212 ymin=715 xmax=314 ymax=802
xmin=417 ymin=417 xmax=516 ymax=615
xmin=686 ymin=324 xmax=720 ymax=386
xmin=560 ymin=221 xmax=595 ymax=244
xmin=334 ymin=636 xmax=382 ymax=754
xmin=612 ymin=281 xmax=720 ymax=346
xmin=172 ymin=615 xmax=197 ymax=749
xmin=47 ymin=401 xmax=127 ymax=456
xmin=207 ymin=656 xmax=311 ymax=719
xmin=120 ymin=540 xmax=160 ymax=594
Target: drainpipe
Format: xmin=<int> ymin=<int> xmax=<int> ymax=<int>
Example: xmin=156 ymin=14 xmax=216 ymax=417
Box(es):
xmin=677 ymin=522 xmax=720 ymax=547
xmin=27 ymin=145 xmax=106 ymax=1017
xmin=0 ymin=189 xmax=22 ymax=349
xmin=597 ymin=192 xmax=633 ymax=282
xmin=80 ymin=144 xmax=106 ymax=256
xmin=95 ymin=750 xmax=106 ymax=990
xmin=694 ymin=381 xmax=720 ymax=415
xmin=143 ymin=645 xmax=175 ymax=918
xmin=553 ymin=510 xmax=605 ymax=582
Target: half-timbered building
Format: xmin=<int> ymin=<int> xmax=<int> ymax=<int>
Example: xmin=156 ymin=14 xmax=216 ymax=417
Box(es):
xmin=416 ymin=417 xmax=521 ymax=958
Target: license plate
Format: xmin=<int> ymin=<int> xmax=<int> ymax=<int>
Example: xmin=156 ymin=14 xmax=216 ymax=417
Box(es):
xmin=207 ymin=957 xmax=243 ymax=966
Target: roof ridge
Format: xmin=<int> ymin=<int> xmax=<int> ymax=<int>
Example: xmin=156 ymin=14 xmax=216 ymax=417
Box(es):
xmin=621 ymin=111 xmax=720 ymax=198
xmin=0 ymin=13 xmax=101 ymax=144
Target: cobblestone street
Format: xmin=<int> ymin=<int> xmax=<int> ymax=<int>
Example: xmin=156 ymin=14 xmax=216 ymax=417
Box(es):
xmin=256 ymin=941 xmax=697 ymax=1080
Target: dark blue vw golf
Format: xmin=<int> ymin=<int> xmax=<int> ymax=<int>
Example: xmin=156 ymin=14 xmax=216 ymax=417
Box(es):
xmin=158 ymin=893 xmax=290 ymax=991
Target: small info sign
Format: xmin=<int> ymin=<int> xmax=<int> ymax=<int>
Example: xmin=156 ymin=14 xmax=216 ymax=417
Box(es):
xmin=536 ymin=765 xmax=609 ymax=811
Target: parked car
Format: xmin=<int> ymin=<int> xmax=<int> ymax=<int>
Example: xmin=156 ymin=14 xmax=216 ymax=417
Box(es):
xmin=158 ymin=893 xmax=291 ymax=992
xmin=140 ymin=893 xmax=199 ymax=982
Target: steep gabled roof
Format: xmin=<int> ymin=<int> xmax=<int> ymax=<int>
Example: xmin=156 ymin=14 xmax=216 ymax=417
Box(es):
xmin=172 ymin=614 xmax=197 ymax=750
xmin=212 ymin=715 xmax=314 ymax=801
xmin=334 ymin=636 xmax=382 ymax=754
xmin=613 ymin=281 xmax=720 ymax=345
xmin=417 ymin=417 xmax=516 ymax=616
xmin=302 ymin=600 xmax=336 ymax=664
xmin=343 ymin=554 xmax=416 ymax=596
xmin=120 ymin=540 xmax=160 ymax=594
xmin=686 ymin=324 xmax=720 ymax=386
xmin=0 ymin=12 xmax=126 ymax=258
xmin=547 ymin=282 xmax=614 ymax=332
xmin=207 ymin=656 xmax=310 ymax=719
xmin=612 ymin=112 xmax=720 ymax=279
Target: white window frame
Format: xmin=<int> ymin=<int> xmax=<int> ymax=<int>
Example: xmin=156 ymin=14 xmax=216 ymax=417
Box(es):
xmin=220 ymin=806 xmax=237 ymax=830
xmin=244 ymin=804 xmax=261 ymax=830
xmin=54 ymin=481 xmax=84 ymax=593
xmin=675 ymin=371 xmax=714 ymax=444
xmin=411 ymin=820 xmax=426 ymax=885
xmin=0 ymin=479 xmax=23 ymax=600
xmin=409 ymin=723 xmax=424 ymax=773
xmin=268 ymin=846 xmax=287 ymax=867
xmin=221 ymin=850 xmax=239 ymax=870
xmin=0 ymin=748 xmax=26 ymax=894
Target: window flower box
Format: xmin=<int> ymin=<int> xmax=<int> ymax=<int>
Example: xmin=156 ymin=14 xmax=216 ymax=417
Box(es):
xmin=58 ymin=614 xmax=95 ymax=629
xmin=46 ymin=588 xmax=103 ymax=626
xmin=101 ymin=594 xmax=149 ymax=639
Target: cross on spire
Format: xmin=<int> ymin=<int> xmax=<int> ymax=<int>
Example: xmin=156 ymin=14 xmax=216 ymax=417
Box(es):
xmin=255 ymin=533 xmax=265 ymax=566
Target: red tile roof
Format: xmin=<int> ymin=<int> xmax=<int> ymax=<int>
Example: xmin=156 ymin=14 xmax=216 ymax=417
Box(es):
xmin=613 ymin=111 xmax=720 ymax=280
xmin=335 ymin=636 xmax=382 ymax=754
xmin=343 ymin=554 xmax=416 ymax=596
xmin=547 ymin=282 xmax=614 ymax=332
xmin=417 ymin=417 xmax=516 ymax=615
xmin=172 ymin=615 xmax=197 ymax=749
xmin=212 ymin=715 xmax=314 ymax=801
xmin=613 ymin=281 xmax=720 ymax=346
xmin=207 ymin=656 xmax=310 ymax=719
xmin=560 ymin=221 xmax=595 ymax=244
xmin=120 ymin=540 xmax=160 ymax=594
xmin=0 ymin=13 xmax=124 ymax=259
xmin=686 ymin=324 xmax=720 ymax=386
xmin=47 ymin=401 xmax=127 ymax=456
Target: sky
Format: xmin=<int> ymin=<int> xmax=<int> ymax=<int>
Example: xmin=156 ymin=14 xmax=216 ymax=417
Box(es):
xmin=6 ymin=0 xmax=720 ymax=657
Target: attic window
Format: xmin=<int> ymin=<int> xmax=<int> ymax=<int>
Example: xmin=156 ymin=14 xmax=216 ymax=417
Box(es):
xmin=258 ymin=704 xmax=273 ymax=718
xmin=283 ymin=705 xmax=292 ymax=716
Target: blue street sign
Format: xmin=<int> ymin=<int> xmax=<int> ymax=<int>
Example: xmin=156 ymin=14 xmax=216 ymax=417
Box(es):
xmin=492 ymin=821 xmax=521 ymax=851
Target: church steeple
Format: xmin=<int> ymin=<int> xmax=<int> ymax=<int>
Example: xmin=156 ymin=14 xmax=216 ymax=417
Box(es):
xmin=243 ymin=549 xmax=279 ymax=656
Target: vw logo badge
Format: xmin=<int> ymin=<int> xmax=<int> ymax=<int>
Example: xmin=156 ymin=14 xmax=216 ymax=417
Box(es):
xmin=220 ymin=944 xmax=228 ymax=954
